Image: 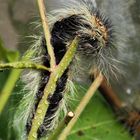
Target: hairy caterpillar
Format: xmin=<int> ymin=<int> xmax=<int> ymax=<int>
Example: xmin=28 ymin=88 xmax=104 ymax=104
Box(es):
xmin=12 ymin=0 xmax=122 ymax=139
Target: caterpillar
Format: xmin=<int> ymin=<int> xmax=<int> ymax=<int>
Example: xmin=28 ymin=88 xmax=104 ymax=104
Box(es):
xmin=12 ymin=0 xmax=122 ymax=139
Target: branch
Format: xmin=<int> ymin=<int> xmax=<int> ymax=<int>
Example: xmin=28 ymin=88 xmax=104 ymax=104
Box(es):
xmin=0 ymin=61 xmax=50 ymax=71
xmin=28 ymin=38 xmax=79 ymax=140
xmin=56 ymin=37 xmax=79 ymax=78
xmin=37 ymin=0 xmax=56 ymax=68
xmin=99 ymin=78 xmax=124 ymax=110
xmin=58 ymin=73 xmax=103 ymax=140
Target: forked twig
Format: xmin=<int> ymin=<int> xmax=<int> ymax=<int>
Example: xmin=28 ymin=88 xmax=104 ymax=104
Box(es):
xmin=28 ymin=38 xmax=79 ymax=140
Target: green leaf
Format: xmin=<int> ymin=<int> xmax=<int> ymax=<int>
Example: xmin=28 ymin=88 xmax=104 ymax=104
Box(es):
xmin=6 ymin=51 xmax=19 ymax=62
xmin=0 ymin=37 xmax=19 ymax=62
xmin=67 ymin=85 xmax=133 ymax=140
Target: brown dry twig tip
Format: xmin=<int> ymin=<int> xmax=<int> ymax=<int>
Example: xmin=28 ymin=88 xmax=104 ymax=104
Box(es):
xmin=48 ymin=111 xmax=74 ymax=140
xmin=68 ymin=111 xmax=74 ymax=117
xmin=65 ymin=112 xmax=75 ymax=124
xmin=58 ymin=73 xmax=103 ymax=140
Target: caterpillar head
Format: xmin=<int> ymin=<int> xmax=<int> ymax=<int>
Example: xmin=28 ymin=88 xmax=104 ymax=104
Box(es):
xmin=50 ymin=4 xmax=120 ymax=81
xmin=77 ymin=10 xmax=114 ymax=56
xmin=51 ymin=11 xmax=114 ymax=52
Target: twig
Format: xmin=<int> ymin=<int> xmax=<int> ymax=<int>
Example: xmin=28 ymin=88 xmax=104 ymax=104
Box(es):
xmin=48 ymin=112 xmax=74 ymax=140
xmin=28 ymin=38 xmax=79 ymax=140
xmin=98 ymin=77 xmax=140 ymax=136
xmin=0 ymin=69 xmax=22 ymax=113
xmin=55 ymin=37 xmax=79 ymax=79
xmin=58 ymin=73 xmax=103 ymax=140
xmin=37 ymin=0 xmax=56 ymax=68
xmin=99 ymin=78 xmax=125 ymax=110
xmin=0 ymin=61 xmax=46 ymax=113
xmin=0 ymin=61 xmax=50 ymax=72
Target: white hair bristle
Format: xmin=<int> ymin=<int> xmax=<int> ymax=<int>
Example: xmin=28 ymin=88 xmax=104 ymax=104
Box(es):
xmin=11 ymin=35 xmax=45 ymax=139
xmin=10 ymin=0 xmax=124 ymax=139
xmin=47 ymin=0 xmax=123 ymax=81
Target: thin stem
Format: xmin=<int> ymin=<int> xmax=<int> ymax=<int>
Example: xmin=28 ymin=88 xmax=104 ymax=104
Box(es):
xmin=58 ymin=73 xmax=103 ymax=140
xmin=37 ymin=0 xmax=56 ymax=68
xmin=56 ymin=37 xmax=79 ymax=78
xmin=92 ymin=69 xmax=125 ymax=110
xmin=0 ymin=61 xmax=50 ymax=71
xmin=48 ymin=112 xmax=74 ymax=140
xmin=0 ymin=69 xmax=22 ymax=113
xmin=99 ymin=78 xmax=124 ymax=110
xmin=28 ymin=38 xmax=79 ymax=140
xmin=28 ymin=73 xmax=57 ymax=140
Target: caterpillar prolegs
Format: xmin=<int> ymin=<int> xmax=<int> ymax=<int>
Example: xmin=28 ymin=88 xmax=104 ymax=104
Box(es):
xmin=13 ymin=0 xmax=120 ymax=139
